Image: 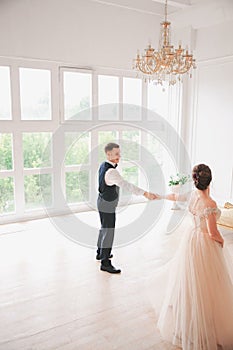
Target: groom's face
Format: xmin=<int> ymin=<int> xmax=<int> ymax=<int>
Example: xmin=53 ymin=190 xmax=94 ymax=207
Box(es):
xmin=107 ymin=147 xmax=121 ymax=164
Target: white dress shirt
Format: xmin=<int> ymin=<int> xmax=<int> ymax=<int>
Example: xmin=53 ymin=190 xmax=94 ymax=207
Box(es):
xmin=104 ymin=160 xmax=145 ymax=196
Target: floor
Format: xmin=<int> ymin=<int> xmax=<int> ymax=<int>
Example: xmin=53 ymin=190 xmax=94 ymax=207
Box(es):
xmin=0 ymin=203 xmax=232 ymax=350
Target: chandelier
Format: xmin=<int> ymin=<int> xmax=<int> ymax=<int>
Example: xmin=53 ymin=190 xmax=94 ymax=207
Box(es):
xmin=132 ymin=0 xmax=196 ymax=85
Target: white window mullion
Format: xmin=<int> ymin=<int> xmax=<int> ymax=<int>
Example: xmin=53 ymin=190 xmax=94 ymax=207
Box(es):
xmin=64 ymin=164 xmax=89 ymax=173
xmin=11 ymin=65 xmax=25 ymax=215
xmin=119 ymin=76 xmax=123 ymax=121
xmin=13 ymin=130 xmax=25 ymax=216
xmin=53 ymin=128 xmax=66 ymax=213
xmin=59 ymin=67 xmax=65 ymax=123
xmin=51 ymin=64 xmax=61 ymax=125
xmin=92 ymin=71 xmax=98 ymax=121
xmin=0 ymin=171 xmax=14 ymax=178
xmin=23 ymin=168 xmax=53 ymax=176
xmin=140 ymin=130 xmax=148 ymax=188
xmin=90 ymin=130 xmax=98 ymax=208
xmin=142 ymin=79 xmax=148 ymax=121
xmin=10 ymin=64 xmax=21 ymax=122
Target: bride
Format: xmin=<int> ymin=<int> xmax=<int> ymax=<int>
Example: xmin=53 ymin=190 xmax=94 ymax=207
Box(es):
xmin=155 ymin=164 xmax=233 ymax=350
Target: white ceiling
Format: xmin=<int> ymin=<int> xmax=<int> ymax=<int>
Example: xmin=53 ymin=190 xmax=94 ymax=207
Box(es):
xmin=90 ymin=0 xmax=233 ymax=28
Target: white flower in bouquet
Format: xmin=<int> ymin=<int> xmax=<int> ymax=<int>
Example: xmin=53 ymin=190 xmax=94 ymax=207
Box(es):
xmin=169 ymin=173 xmax=190 ymax=187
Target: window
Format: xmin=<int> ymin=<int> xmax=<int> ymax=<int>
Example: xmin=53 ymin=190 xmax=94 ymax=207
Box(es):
xmin=63 ymin=71 xmax=92 ymax=120
xmin=23 ymin=132 xmax=52 ymax=168
xmin=65 ymin=171 xmax=89 ymax=204
xmin=98 ymin=75 xmax=119 ymax=120
xmin=65 ymin=132 xmax=90 ymax=166
xmin=122 ymin=130 xmax=140 ymax=161
xmin=0 ymin=133 xmax=13 ymax=171
xmin=0 ymin=177 xmax=15 ymax=214
xmin=24 ymin=174 xmax=52 ymax=210
xmin=123 ymin=77 xmax=142 ymax=120
xmin=64 ymin=132 xmax=90 ymax=204
xmin=0 ymin=133 xmax=14 ymax=215
xmin=0 ymin=59 xmax=180 ymax=221
xmin=121 ymin=130 xmax=140 ymax=195
xmin=146 ymin=133 xmax=163 ymax=165
xmin=23 ymin=132 xmax=52 ymax=210
xmin=98 ymin=131 xmax=118 ymax=162
xmin=147 ymin=81 xmax=169 ymax=119
xmin=0 ymin=66 xmax=12 ymax=120
xmin=122 ymin=166 xmax=139 ymax=186
xmin=19 ymin=68 xmax=52 ymax=120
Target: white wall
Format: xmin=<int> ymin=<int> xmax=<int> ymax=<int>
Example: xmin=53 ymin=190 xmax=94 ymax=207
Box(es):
xmin=196 ymin=20 xmax=233 ymax=61
xmin=0 ymin=0 xmax=161 ymax=70
xmin=192 ymin=59 xmax=233 ymax=203
xmin=188 ymin=20 xmax=233 ymax=204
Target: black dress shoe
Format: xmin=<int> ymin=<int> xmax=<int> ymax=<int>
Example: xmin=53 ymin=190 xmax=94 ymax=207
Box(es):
xmin=96 ymin=253 xmax=113 ymax=260
xmin=100 ymin=261 xmax=121 ymax=274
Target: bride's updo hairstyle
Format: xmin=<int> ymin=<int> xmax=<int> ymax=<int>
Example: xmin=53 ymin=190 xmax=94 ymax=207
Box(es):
xmin=192 ymin=164 xmax=212 ymax=190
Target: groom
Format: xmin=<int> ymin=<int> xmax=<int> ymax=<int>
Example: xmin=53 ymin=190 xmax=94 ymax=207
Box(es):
xmin=96 ymin=142 xmax=157 ymax=274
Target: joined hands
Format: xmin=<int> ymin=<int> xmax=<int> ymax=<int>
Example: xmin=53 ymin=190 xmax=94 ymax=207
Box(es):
xmin=144 ymin=192 xmax=160 ymax=200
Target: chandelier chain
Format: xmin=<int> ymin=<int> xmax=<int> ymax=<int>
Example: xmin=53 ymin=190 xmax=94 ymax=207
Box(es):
xmin=165 ymin=0 xmax=168 ymax=22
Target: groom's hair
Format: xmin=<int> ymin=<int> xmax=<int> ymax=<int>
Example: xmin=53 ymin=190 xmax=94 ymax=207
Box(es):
xmin=104 ymin=142 xmax=119 ymax=153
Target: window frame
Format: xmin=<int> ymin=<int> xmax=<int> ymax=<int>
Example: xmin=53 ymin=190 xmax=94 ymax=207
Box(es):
xmin=0 ymin=57 xmax=182 ymax=224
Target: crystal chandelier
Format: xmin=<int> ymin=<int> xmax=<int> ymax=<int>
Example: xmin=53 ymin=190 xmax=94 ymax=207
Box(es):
xmin=132 ymin=0 xmax=196 ymax=85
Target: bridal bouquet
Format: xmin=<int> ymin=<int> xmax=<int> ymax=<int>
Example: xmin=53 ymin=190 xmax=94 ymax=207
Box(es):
xmin=168 ymin=173 xmax=190 ymax=186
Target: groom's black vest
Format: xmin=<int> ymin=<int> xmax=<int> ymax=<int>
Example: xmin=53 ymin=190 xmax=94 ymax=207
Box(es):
xmin=98 ymin=162 xmax=119 ymax=202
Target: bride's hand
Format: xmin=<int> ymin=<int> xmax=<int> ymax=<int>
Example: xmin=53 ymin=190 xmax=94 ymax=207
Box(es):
xmin=216 ymin=240 xmax=224 ymax=248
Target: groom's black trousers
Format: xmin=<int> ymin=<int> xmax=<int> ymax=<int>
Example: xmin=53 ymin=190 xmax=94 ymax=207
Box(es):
xmin=97 ymin=196 xmax=117 ymax=261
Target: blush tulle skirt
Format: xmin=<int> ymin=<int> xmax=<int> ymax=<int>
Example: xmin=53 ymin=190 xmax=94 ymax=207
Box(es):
xmin=148 ymin=215 xmax=233 ymax=350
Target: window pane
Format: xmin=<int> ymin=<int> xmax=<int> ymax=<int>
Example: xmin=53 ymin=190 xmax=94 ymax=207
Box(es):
xmin=123 ymin=77 xmax=142 ymax=120
xmin=65 ymin=132 xmax=90 ymax=166
xmin=98 ymin=131 xmax=117 ymax=162
xmin=0 ymin=66 xmax=12 ymax=120
xmin=24 ymin=174 xmax=52 ymax=210
xmin=66 ymin=171 xmax=89 ymax=203
xmin=122 ymin=130 xmax=140 ymax=161
xmin=23 ymin=132 xmax=52 ymax=169
xmin=20 ymin=68 xmax=51 ymax=120
xmin=98 ymin=75 xmax=119 ymax=120
xmin=0 ymin=133 xmax=13 ymax=170
xmin=64 ymin=71 xmax=92 ymax=120
xmin=0 ymin=177 xmax=15 ymax=214
xmin=122 ymin=166 xmax=139 ymax=196
xmin=147 ymin=82 xmax=169 ymax=119
xmin=147 ymin=134 xmax=163 ymax=164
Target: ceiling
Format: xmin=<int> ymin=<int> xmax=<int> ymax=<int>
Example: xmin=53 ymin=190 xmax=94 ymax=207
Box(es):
xmin=90 ymin=0 xmax=233 ymax=28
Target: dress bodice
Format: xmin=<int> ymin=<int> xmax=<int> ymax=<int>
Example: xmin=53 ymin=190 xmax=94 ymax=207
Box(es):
xmin=189 ymin=206 xmax=221 ymax=232
xmin=188 ymin=191 xmax=221 ymax=232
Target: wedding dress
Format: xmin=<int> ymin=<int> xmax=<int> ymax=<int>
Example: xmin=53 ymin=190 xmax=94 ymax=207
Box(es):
xmin=154 ymin=191 xmax=233 ymax=350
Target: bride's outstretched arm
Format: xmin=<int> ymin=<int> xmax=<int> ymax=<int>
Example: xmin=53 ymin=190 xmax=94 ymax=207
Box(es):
xmin=158 ymin=192 xmax=191 ymax=202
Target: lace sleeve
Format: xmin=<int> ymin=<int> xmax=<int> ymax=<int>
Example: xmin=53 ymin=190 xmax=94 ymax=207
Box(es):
xmin=203 ymin=207 xmax=219 ymax=218
xmin=204 ymin=206 xmax=224 ymax=246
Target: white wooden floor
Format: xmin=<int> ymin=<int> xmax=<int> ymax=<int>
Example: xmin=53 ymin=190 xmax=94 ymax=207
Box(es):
xmin=0 ymin=204 xmax=232 ymax=350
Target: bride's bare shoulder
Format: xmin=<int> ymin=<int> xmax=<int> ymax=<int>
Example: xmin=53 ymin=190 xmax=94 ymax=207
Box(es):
xmin=204 ymin=198 xmax=217 ymax=208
